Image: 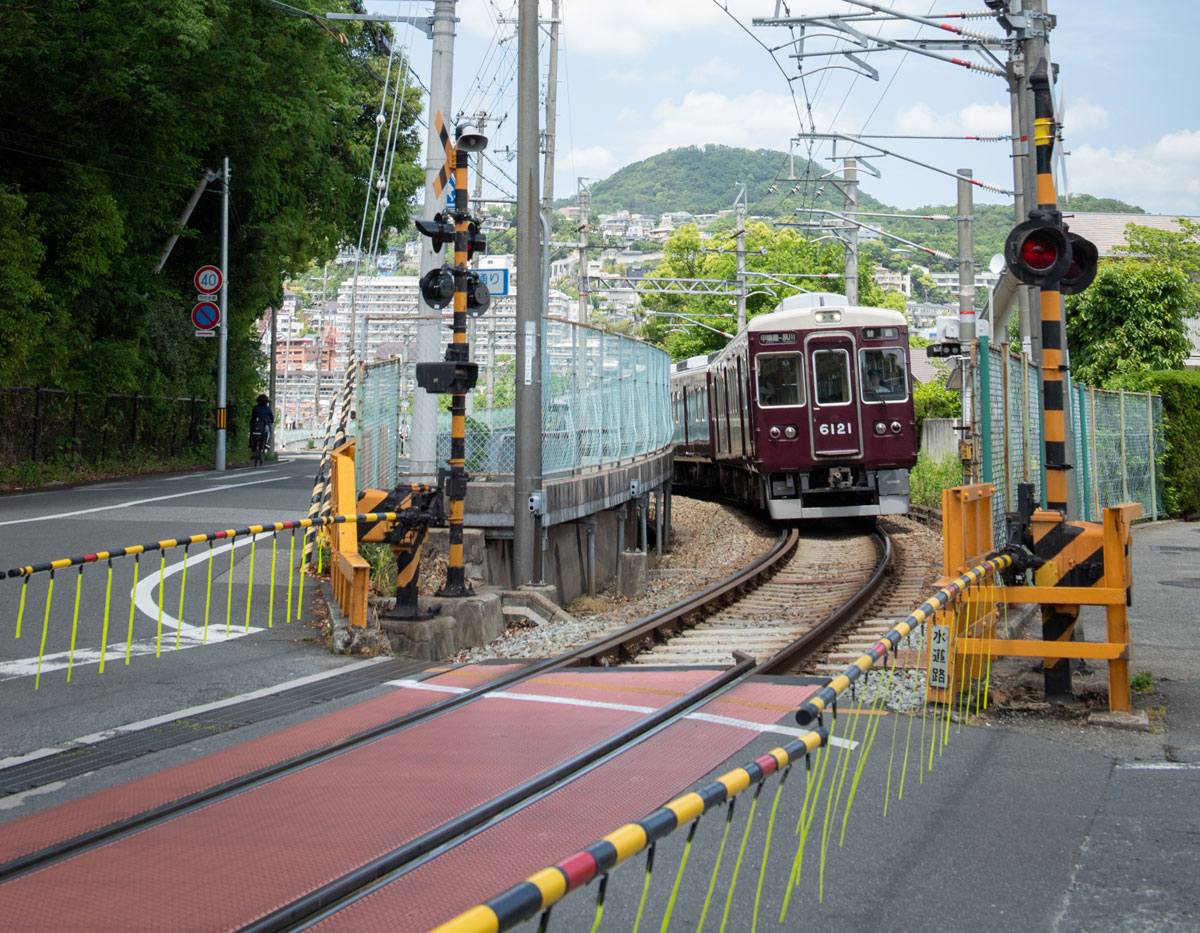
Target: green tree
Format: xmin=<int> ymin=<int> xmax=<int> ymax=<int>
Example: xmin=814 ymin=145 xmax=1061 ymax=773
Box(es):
xmin=0 ymin=1 xmax=422 ymax=405
xmin=1065 ymin=261 xmax=1192 ymax=385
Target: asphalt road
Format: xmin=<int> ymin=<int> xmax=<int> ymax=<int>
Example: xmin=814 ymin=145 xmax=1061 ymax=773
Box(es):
xmin=0 ymin=454 xmax=361 ymax=764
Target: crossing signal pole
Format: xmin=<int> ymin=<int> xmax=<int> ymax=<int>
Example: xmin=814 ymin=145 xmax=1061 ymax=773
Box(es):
xmin=415 ymin=122 xmax=489 ymax=598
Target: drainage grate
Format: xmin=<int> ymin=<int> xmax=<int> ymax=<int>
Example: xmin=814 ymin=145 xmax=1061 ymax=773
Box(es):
xmin=1 ymin=658 xmax=427 ymax=796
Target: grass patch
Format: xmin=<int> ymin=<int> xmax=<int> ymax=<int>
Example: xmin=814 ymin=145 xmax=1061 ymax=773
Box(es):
xmin=1130 ymin=670 xmax=1155 ymax=692
xmin=910 ymin=449 xmax=963 ymax=507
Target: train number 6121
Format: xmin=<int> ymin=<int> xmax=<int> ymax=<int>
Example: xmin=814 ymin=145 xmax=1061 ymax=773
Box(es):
xmin=818 ymin=422 xmax=853 ymax=436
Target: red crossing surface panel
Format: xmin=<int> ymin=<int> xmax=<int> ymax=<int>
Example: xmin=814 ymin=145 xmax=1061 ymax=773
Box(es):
xmin=0 ymin=664 xmax=521 ymax=865
xmin=311 ymin=679 xmax=818 ymax=933
xmin=0 ymin=666 xmax=727 ymax=931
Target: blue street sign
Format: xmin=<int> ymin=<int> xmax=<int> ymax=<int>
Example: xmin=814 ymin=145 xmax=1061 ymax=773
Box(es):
xmin=478 ymin=268 xmax=509 ymax=297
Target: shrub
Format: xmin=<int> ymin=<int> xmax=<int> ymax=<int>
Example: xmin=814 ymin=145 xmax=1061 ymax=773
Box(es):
xmin=910 ymin=449 xmax=962 ymax=507
xmin=913 ymin=378 xmax=961 ymax=437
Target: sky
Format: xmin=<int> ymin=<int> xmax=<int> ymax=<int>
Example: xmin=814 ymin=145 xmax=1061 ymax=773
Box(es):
xmin=366 ymin=1 xmax=1200 ymax=217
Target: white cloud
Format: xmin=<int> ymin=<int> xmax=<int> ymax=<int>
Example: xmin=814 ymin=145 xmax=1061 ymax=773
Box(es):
xmin=1063 ymin=97 xmax=1109 ymax=135
xmin=892 ymin=101 xmax=1011 ymax=138
xmin=688 ymin=57 xmax=740 ymax=86
xmin=565 ymin=145 xmax=620 ymax=182
xmin=1068 ymin=129 xmax=1200 ymax=213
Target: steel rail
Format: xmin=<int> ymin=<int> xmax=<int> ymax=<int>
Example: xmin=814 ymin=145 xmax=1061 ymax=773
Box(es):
xmin=0 ymin=534 xmax=793 ymax=883
xmin=571 ymin=527 xmax=801 ymax=666
xmin=758 ymin=525 xmax=891 ymax=674
xmin=242 ymin=658 xmax=758 ymax=933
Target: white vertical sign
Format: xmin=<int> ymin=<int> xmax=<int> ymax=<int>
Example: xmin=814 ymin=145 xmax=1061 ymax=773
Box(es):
xmin=928 ymin=624 xmax=951 ymax=689
xmin=524 ymin=321 xmax=535 ymax=386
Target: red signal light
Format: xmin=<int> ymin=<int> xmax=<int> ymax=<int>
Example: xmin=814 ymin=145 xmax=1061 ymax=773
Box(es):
xmin=1020 ymin=232 xmax=1060 ymax=271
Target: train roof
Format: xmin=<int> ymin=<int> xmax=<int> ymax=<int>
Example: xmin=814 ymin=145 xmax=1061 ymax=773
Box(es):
xmin=747 ymin=294 xmax=908 ymax=332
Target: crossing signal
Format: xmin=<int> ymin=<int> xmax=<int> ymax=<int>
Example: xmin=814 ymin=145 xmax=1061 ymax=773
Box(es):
xmin=465 ymin=271 xmax=491 ymax=317
xmin=419 ymin=266 xmax=454 ymax=309
xmin=466 ymin=222 xmax=487 ymax=260
xmin=414 ymin=213 xmax=455 ymax=253
xmin=1004 ymin=214 xmax=1072 ymax=287
xmin=1060 ymin=230 xmax=1099 ymax=296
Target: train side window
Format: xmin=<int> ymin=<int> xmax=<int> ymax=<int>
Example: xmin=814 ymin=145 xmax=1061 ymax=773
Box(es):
xmin=813 ymin=349 xmax=851 ymax=405
xmin=859 ymin=347 xmax=908 ymax=402
xmin=756 ymin=353 xmax=803 ymax=407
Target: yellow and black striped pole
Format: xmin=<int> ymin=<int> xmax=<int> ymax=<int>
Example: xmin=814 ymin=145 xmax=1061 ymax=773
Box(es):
xmin=439 ymin=133 xmax=474 ymax=597
xmin=1030 ymin=62 xmax=1070 ymax=515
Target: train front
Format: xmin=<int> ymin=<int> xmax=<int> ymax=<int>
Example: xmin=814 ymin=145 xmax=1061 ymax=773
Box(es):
xmin=749 ymin=299 xmax=918 ymax=520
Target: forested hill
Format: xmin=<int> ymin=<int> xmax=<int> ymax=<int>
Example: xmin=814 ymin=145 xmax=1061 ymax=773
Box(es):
xmin=567 ymin=144 xmax=1144 ymax=225
xmin=573 ymin=144 xmax=889 ymax=218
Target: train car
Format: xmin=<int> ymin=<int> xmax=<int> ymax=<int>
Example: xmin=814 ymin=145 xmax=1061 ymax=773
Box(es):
xmin=671 ymin=293 xmax=918 ymax=519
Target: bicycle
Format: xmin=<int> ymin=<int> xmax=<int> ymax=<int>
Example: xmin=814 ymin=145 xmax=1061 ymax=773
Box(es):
xmin=249 ymin=423 xmax=269 ymax=468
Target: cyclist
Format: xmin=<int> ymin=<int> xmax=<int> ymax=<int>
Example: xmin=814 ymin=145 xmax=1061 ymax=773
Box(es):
xmin=249 ymin=394 xmax=273 ymax=465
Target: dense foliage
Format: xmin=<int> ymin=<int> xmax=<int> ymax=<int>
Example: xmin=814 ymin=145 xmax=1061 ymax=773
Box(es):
xmin=1106 ymin=369 xmax=1200 ymax=518
xmin=636 ymin=222 xmax=902 ymax=360
xmin=1065 ymin=261 xmax=1193 ymax=385
xmin=0 ymin=1 xmax=423 ymax=409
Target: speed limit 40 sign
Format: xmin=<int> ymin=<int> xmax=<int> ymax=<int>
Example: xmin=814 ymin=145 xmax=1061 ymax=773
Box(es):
xmin=194 ymin=265 xmax=222 ymax=295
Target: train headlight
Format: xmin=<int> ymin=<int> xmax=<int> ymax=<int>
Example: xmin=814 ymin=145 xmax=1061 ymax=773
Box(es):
xmin=784 ymin=425 xmax=797 ymax=439
xmin=769 ymin=426 xmax=781 ymax=439
xmin=874 ymin=421 xmax=887 ymax=436
xmin=890 ymin=420 xmax=903 ymax=434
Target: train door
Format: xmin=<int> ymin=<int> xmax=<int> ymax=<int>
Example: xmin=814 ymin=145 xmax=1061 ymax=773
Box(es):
xmin=806 ymin=335 xmax=862 ymax=457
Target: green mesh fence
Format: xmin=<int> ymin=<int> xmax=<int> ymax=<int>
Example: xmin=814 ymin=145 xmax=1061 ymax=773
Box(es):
xmin=355 ymin=320 xmax=672 ymax=490
xmin=976 ymin=344 xmax=1163 ymax=545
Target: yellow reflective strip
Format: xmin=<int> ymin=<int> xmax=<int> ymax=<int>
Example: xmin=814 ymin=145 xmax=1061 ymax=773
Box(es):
xmin=1033 ymin=116 xmax=1053 ymax=146
xmin=51 ymin=558 xmax=72 ymax=570
xmin=718 ymin=768 xmax=751 ymax=797
xmin=603 ymin=823 xmax=648 ymax=862
xmin=828 ymin=673 xmax=851 ymax=694
xmin=666 ymin=792 xmax=705 ymax=825
xmin=769 ymin=747 xmax=791 ymax=769
xmin=95 ymin=552 xmax=110 ymax=561
xmin=429 ymin=905 xmax=500 ymax=933
xmin=911 ymin=608 xmax=927 ymax=623
xmin=802 ymin=730 xmax=824 ymax=754
xmin=158 ymin=539 xmax=178 ymax=550
xmin=527 ymin=867 xmax=567 ymax=906
xmin=190 ymin=534 xmax=207 ymax=545
xmin=127 ymin=545 xmax=144 ymax=556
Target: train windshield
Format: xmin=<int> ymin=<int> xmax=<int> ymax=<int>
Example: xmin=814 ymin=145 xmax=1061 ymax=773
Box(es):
xmin=812 ymin=349 xmax=851 ymax=405
xmin=859 ymin=348 xmax=908 ymax=402
xmin=756 ymin=353 xmax=804 ymax=407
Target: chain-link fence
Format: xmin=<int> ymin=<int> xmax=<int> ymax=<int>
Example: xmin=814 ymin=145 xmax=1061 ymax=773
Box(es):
xmin=0 ymin=387 xmax=211 ymax=469
xmin=354 ymin=319 xmax=673 ymax=490
xmin=973 ymin=342 xmax=1163 ymax=544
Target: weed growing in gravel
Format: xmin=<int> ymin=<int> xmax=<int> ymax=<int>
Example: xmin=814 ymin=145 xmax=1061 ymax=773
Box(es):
xmin=1131 ymin=670 xmax=1155 ymax=692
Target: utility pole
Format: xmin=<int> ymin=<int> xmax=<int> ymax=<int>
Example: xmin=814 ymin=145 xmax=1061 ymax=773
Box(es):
xmin=515 ymin=0 xmax=543 ymax=586
xmin=540 ymin=0 xmax=561 ymax=235
xmin=957 ymin=167 xmax=976 ymax=481
xmin=314 ymin=262 xmax=326 ymax=434
xmin=843 ymin=157 xmax=859 ymax=305
xmin=577 ymin=182 xmax=590 ymax=324
xmin=215 ymin=157 xmax=229 ymax=471
xmin=269 ymin=306 xmax=278 ymax=454
xmin=735 ymin=185 xmax=747 ymax=333
xmin=412 ymin=0 xmax=458 ymax=484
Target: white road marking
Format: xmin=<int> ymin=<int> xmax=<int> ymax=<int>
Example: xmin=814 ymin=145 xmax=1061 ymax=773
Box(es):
xmin=385 ymin=678 xmax=859 ymax=749
xmin=0 ymin=474 xmax=289 ymax=527
xmin=0 ymin=533 xmax=278 ymax=682
xmin=1116 ymin=761 xmax=1200 ymax=771
xmin=0 ymin=659 xmax=387 ymax=772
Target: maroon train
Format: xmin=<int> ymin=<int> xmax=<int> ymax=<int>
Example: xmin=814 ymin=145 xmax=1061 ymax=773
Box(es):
xmin=671 ymin=293 xmax=918 ymax=520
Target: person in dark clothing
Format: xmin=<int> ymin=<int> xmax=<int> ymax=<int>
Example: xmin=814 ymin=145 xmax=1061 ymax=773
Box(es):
xmin=249 ymin=394 xmax=274 ymax=451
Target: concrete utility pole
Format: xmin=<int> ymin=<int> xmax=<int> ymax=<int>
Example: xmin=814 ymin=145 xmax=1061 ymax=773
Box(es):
xmin=576 ymin=182 xmax=590 ymax=323
xmin=735 ymin=186 xmax=747 ymax=332
xmin=541 ymin=0 xmax=561 ymax=236
xmin=412 ymin=0 xmax=458 ymax=483
xmin=515 ymin=0 xmax=543 ymax=586
xmin=957 ymin=167 xmax=976 ymax=480
xmin=843 ymin=157 xmax=859 ymax=305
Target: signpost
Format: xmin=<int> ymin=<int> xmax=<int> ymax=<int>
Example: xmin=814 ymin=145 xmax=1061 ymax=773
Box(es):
xmin=192 ymin=300 xmax=220 ymax=337
xmin=194 ymin=265 xmax=222 ymax=295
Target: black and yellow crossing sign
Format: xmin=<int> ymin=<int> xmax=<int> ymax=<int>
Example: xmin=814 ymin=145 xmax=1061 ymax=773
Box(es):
xmin=432 ymin=111 xmax=455 ymax=197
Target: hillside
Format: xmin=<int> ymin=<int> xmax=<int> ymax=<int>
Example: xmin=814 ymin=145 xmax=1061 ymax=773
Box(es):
xmin=560 ymin=144 xmax=1145 ymax=269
